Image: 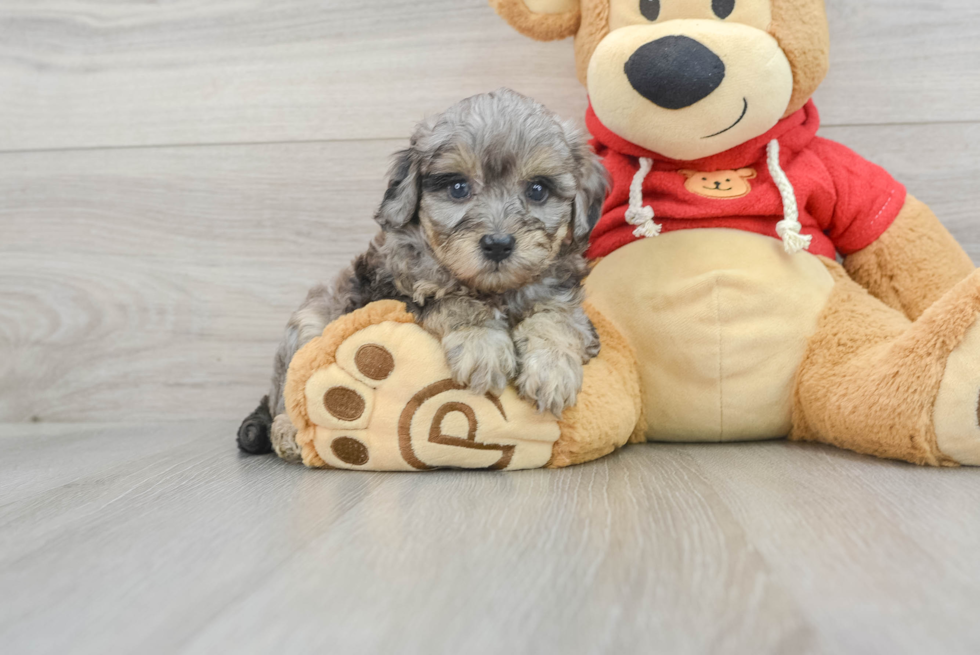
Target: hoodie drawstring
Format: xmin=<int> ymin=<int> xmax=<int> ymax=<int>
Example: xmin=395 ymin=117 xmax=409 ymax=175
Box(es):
xmin=624 ymin=157 xmax=661 ymax=239
xmin=766 ymin=139 xmax=811 ymax=254
xmin=624 ymin=140 xmax=812 ymax=254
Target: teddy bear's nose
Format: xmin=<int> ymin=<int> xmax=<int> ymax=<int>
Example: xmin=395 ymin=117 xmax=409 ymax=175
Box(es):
xmin=625 ymin=35 xmax=726 ymax=110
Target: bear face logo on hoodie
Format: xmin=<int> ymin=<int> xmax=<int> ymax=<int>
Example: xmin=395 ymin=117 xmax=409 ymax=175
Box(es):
xmin=679 ymin=168 xmax=758 ymax=199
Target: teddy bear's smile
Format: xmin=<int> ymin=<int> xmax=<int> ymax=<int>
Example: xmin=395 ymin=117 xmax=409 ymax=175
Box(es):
xmin=703 ymin=97 xmax=749 ymax=139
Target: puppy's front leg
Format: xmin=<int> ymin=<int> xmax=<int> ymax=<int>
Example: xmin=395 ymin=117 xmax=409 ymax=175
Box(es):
xmin=422 ymin=298 xmax=517 ymax=395
xmin=514 ymin=305 xmax=598 ymax=417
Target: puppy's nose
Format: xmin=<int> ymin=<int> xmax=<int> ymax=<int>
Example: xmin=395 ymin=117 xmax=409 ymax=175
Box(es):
xmin=624 ymin=35 xmax=726 ymax=110
xmin=479 ymin=234 xmax=516 ymax=263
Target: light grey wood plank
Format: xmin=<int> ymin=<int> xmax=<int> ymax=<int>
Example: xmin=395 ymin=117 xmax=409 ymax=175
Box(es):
xmin=3 ymin=423 xmax=980 ymax=654
xmin=2 ymin=122 xmax=978 ymax=423
xmin=0 ymin=422 xmax=813 ymax=655
xmin=678 ymin=441 xmax=980 ymax=655
xmin=0 ymin=422 xmax=211 ymax=505
xmin=815 ymin=0 xmax=980 ymax=126
xmin=0 ymin=139 xmax=398 ymax=423
xmin=0 ymin=0 xmax=587 ymax=152
xmin=0 ymin=0 xmax=976 ymax=152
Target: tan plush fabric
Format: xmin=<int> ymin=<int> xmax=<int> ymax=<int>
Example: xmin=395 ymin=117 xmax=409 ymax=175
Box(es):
xmin=585 ymin=19 xmax=793 ymax=161
xmin=791 ymin=260 xmax=980 ymax=467
xmin=770 ymin=0 xmax=830 ymax=116
xmin=488 ymin=0 xmax=581 ymax=41
xmin=573 ymin=0 xmax=610 ymax=85
xmin=285 ymin=301 xmax=562 ymax=471
xmin=547 ymin=301 xmax=643 ymax=468
xmin=935 ymin=322 xmax=980 ymax=465
xmin=585 ymin=229 xmax=835 ymax=443
xmin=525 ymin=0 xmax=579 ymax=13
xmin=495 ymin=0 xmax=830 ymax=100
xmin=844 ymin=195 xmax=976 ymax=321
xmin=286 ymin=300 xmax=415 ymax=467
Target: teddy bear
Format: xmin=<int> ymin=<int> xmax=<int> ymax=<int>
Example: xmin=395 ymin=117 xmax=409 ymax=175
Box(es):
xmin=280 ymin=0 xmax=980 ymax=471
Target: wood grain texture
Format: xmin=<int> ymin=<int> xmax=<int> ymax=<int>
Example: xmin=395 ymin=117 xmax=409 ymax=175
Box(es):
xmin=0 ymin=0 xmax=977 ymax=152
xmin=3 ymin=422 xmax=980 ymax=654
xmin=3 ymin=123 xmax=978 ymax=423
xmin=2 ymin=3 xmax=979 ymax=653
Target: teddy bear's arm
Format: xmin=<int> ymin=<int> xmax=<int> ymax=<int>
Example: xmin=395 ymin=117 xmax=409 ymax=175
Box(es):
xmin=844 ymin=195 xmax=975 ymax=321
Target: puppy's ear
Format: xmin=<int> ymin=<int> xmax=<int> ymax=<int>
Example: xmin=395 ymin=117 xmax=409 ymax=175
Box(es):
xmin=566 ymin=127 xmax=608 ymax=247
xmin=489 ymin=0 xmax=581 ymax=41
xmin=374 ymin=146 xmax=422 ymax=231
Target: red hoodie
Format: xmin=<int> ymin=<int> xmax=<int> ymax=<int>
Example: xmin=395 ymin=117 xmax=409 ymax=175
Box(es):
xmin=586 ymin=100 xmax=906 ymax=260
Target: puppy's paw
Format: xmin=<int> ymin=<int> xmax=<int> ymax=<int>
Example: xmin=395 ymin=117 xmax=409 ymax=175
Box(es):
xmin=271 ymin=413 xmax=302 ymax=464
xmin=517 ymin=350 xmax=584 ymax=418
xmin=442 ymin=327 xmax=517 ymax=395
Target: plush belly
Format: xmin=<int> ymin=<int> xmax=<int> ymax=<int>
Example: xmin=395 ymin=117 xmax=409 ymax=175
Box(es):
xmin=585 ymin=229 xmax=835 ymax=442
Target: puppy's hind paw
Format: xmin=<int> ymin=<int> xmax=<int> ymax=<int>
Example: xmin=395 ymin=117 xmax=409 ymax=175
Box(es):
xmin=518 ymin=351 xmax=584 ymax=418
xmin=442 ymin=327 xmax=518 ymax=396
xmin=237 ymin=396 xmax=273 ymax=455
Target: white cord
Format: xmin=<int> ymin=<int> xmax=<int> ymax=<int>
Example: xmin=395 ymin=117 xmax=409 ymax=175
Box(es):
xmin=624 ymin=157 xmax=661 ymax=239
xmin=767 ymin=140 xmax=812 ymax=254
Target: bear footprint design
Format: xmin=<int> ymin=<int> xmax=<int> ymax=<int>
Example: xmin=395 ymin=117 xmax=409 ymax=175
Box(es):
xmin=300 ymin=320 xmax=561 ymax=471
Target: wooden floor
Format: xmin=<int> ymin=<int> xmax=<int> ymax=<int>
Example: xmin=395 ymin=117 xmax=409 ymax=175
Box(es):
xmin=2 ymin=1 xmax=980 ymax=653
xmin=4 ymin=422 xmax=980 ymax=654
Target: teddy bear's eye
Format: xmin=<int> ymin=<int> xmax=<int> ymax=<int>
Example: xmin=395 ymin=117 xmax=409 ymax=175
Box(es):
xmin=712 ymin=0 xmax=735 ymax=19
xmin=640 ymin=0 xmax=660 ymax=21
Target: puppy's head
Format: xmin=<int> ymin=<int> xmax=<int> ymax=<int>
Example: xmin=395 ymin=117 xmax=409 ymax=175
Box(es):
xmin=375 ymin=89 xmax=607 ymax=294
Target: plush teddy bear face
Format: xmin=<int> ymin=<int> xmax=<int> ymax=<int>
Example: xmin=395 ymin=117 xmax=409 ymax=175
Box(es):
xmin=590 ymin=0 xmax=793 ymax=160
xmin=491 ymin=0 xmax=830 ymax=160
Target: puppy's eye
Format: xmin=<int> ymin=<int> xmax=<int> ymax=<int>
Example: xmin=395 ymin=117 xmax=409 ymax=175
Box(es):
xmin=639 ymin=0 xmax=660 ymax=21
xmin=712 ymin=0 xmax=735 ymax=19
xmin=448 ymin=180 xmax=470 ymax=200
xmin=526 ymin=182 xmax=549 ymax=203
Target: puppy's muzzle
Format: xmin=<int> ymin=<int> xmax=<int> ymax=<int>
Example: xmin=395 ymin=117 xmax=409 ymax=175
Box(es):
xmin=479 ymin=233 xmax=516 ymax=263
xmin=624 ymin=35 xmax=726 ymax=110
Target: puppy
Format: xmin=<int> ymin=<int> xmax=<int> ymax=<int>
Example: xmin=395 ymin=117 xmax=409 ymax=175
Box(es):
xmin=238 ymin=88 xmax=608 ymax=456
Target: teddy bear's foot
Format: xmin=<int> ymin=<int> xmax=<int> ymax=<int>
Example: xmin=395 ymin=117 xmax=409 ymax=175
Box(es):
xmin=933 ymin=318 xmax=980 ymax=465
xmin=794 ymin=263 xmax=980 ymax=466
xmin=283 ymin=301 xmax=566 ymax=471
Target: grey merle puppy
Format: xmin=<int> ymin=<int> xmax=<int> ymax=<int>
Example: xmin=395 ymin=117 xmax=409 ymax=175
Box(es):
xmin=238 ymin=89 xmax=608 ymax=456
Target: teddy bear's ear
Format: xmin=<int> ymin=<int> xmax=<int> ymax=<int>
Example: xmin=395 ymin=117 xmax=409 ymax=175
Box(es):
xmin=737 ymin=168 xmax=758 ymax=180
xmin=770 ymin=0 xmax=830 ymax=116
xmin=489 ymin=0 xmax=582 ymax=42
xmin=678 ymin=170 xmax=699 ymax=179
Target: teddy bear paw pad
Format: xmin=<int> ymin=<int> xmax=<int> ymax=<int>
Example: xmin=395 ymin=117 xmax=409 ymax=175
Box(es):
xmin=296 ymin=321 xmax=561 ymax=471
xmin=934 ymin=318 xmax=980 ymax=466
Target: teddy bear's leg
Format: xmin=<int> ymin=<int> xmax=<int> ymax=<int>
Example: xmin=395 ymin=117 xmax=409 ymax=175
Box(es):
xmin=791 ymin=259 xmax=980 ymax=466
xmin=284 ymin=300 xmax=640 ymax=471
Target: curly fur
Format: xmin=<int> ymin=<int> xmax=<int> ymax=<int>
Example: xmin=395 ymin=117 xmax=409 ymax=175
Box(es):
xmin=238 ymin=89 xmax=608 ymax=453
